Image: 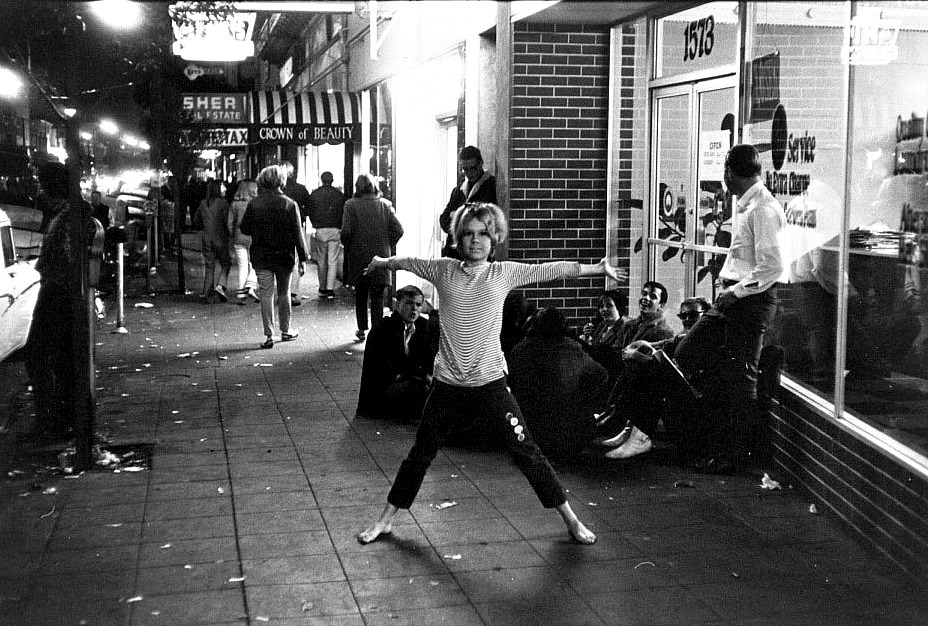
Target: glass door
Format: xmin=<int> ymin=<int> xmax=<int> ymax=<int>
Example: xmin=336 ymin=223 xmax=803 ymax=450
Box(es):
xmin=649 ymin=77 xmax=736 ymax=317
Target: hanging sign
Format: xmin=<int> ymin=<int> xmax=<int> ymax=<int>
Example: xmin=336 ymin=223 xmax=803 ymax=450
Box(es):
xmin=180 ymin=127 xmax=249 ymax=147
xmin=182 ymin=93 xmax=250 ymax=124
xmin=699 ymin=130 xmax=730 ymax=182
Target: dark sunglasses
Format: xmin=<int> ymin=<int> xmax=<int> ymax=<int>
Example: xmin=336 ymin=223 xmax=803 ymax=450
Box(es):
xmin=678 ymin=311 xmax=701 ymax=320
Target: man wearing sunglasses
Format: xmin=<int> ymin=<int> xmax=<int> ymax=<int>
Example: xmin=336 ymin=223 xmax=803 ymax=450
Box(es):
xmin=439 ymin=146 xmax=497 ymax=258
xmin=600 ymin=297 xmax=710 ymax=460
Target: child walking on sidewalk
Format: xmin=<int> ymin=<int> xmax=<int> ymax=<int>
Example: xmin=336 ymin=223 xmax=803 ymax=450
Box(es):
xmin=357 ymin=202 xmax=627 ymax=545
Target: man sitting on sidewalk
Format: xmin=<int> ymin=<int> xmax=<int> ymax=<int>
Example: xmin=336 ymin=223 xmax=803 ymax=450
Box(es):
xmin=599 ymin=297 xmax=710 ymax=460
xmin=356 ymin=285 xmax=437 ymax=421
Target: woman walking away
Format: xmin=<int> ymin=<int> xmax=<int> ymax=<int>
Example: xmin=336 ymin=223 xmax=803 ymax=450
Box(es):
xmin=194 ymin=179 xmax=232 ymax=302
xmin=227 ymin=179 xmax=260 ymax=304
xmin=341 ymin=173 xmax=404 ymax=342
xmin=240 ymin=165 xmax=309 ymax=349
xmin=357 ymin=202 xmax=627 ymax=546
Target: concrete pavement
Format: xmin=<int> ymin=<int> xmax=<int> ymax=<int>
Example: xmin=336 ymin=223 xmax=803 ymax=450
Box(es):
xmin=0 ymin=242 xmax=926 ymax=625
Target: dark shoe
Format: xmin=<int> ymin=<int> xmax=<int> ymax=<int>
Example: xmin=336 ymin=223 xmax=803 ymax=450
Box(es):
xmin=290 ymin=294 xmax=301 ymax=307
xmin=594 ymin=405 xmax=617 ymax=429
xmin=326 ymin=292 xmax=335 ymax=300
xmin=281 ymin=331 xmax=299 ymax=342
xmin=247 ymin=288 xmax=260 ymax=303
xmin=260 ymin=337 xmax=274 ymax=349
xmin=355 ymin=329 xmax=366 ymax=342
xmin=214 ymin=285 xmax=228 ymax=302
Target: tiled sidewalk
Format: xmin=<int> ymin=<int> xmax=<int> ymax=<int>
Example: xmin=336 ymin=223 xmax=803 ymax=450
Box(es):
xmin=1 ymin=266 xmax=926 ymax=625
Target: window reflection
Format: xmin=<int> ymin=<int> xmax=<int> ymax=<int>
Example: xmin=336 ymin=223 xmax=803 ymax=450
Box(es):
xmin=846 ymin=1 xmax=928 ymax=458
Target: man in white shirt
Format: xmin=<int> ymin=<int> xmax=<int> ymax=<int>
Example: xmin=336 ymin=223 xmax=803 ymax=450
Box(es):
xmin=674 ymin=144 xmax=786 ymax=473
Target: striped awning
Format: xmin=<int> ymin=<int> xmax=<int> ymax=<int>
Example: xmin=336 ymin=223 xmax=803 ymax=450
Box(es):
xmin=249 ymin=91 xmax=360 ymax=145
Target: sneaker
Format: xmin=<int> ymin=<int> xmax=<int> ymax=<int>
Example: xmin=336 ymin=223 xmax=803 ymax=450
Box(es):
xmin=325 ymin=291 xmax=335 ymax=300
xmin=214 ymin=285 xmax=228 ymax=302
xmin=604 ymin=426 xmax=652 ymax=459
xmin=291 ymin=294 xmax=301 ymax=307
xmin=281 ymin=331 xmax=299 ymax=342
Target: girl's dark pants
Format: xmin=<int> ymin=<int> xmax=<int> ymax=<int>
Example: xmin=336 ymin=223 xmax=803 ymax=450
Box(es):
xmin=387 ymin=378 xmax=567 ymax=510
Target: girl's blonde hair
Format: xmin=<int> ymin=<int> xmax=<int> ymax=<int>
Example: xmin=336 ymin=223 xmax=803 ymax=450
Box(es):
xmin=451 ymin=202 xmax=508 ymax=250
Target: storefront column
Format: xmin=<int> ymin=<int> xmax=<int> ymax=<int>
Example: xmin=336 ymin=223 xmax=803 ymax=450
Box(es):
xmin=495 ymin=1 xmax=511 ymax=261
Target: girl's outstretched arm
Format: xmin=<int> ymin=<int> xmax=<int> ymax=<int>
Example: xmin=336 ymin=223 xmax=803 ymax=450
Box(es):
xmin=578 ymin=257 xmax=628 ymax=283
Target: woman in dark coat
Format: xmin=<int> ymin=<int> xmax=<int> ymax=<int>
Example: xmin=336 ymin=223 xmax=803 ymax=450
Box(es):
xmin=240 ymin=165 xmax=309 ymax=349
xmin=341 ymin=173 xmax=404 ymax=341
xmin=579 ymin=289 xmax=629 ymax=379
xmin=508 ymin=307 xmax=610 ymax=459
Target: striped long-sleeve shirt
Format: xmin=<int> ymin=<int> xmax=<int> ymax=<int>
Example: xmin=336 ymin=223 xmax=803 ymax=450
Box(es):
xmin=399 ymin=258 xmax=581 ymax=387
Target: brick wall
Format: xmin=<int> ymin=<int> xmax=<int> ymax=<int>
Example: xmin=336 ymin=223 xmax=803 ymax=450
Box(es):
xmin=509 ymin=23 xmax=611 ymax=327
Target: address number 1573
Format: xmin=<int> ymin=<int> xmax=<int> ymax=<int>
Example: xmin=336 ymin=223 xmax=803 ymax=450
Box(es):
xmin=684 ymin=16 xmax=715 ymax=62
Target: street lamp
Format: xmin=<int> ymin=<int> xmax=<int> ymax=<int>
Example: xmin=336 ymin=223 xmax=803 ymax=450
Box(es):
xmin=91 ymin=0 xmax=142 ymax=30
xmin=99 ymin=119 xmax=119 ymax=135
xmin=0 ymin=67 xmax=23 ymax=99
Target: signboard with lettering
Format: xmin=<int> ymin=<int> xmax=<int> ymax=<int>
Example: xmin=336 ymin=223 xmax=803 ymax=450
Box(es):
xmin=182 ymin=93 xmax=250 ymax=124
xmin=749 ymin=53 xmax=780 ymax=123
xmin=251 ymin=124 xmax=355 ymax=145
xmin=699 ymin=130 xmax=729 ymax=182
xmin=180 ymin=127 xmax=249 ymax=147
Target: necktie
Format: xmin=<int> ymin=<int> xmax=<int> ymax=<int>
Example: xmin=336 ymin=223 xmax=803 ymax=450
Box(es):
xmin=404 ymin=324 xmax=415 ymax=355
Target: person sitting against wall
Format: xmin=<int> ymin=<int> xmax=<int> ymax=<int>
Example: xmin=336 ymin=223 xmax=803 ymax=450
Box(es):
xmin=500 ymin=290 xmax=538 ymax=360
xmin=598 ymin=297 xmax=710 ymax=460
xmin=578 ymin=289 xmax=629 ymax=379
xmin=507 ymin=307 xmax=609 ymax=460
xmin=356 ymin=285 xmax=437 ymax=421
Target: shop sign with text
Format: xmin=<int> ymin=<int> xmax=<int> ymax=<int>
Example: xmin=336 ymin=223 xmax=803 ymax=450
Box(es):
xmin=182 ymin=93 xmax=250 ymax=124
xmin=252 ymin=124 xmax=356 ymax=145
xmin=180 ymin=127 xmax=249 ymax=147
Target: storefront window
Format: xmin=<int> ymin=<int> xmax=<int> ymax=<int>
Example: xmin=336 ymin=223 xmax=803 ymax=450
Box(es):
xmin=845 ymin=1 xmax=928 ymax=459
xmin=745 ymin=1 xmax=850 ymax=404
xmin=655 ymin=1 xmax=739 ymax=79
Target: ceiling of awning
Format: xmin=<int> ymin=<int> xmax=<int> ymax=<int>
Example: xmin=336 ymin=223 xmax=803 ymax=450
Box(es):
xmin=515 ymin=1 xmax=700 ymax=26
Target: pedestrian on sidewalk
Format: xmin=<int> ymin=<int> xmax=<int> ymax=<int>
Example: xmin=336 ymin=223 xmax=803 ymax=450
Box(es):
xmin=240 ymin=165 xmax=309 ymax=349
xmin=308 ymin=171 xmax=345 ymax=300
xmin=281 ymin=161 xmax=312 ymax=307
xmin=341 ymin=173 xmax=403 ymax=342
xmin=357 ymin=202 xmax=627 ymax=546
xmin=194 ymin=179 xmax=231 ymax=302
xmin=227 ymin=179 xmax=260 ymax=304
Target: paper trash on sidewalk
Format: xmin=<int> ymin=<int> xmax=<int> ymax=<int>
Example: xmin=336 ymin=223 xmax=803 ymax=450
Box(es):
xmin=134 ymin=302 xmax=154 ymax=308
xmin=433 ymin=501 xmax=458 ymax=509
xmin=760 ymin=473 xmax=782 ymax=490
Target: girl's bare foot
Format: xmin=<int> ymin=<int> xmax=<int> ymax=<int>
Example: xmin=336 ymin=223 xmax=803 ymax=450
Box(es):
xmin=556 ymin=501 xmax=597 ymax=545
xmin=356 ymin=504 xmax=397 ymax=544
xmin=567 ymin=518 xmax=597 ymax=544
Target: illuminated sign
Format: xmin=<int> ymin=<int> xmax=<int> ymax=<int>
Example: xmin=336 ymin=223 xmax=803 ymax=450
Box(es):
xmin=844 ymin=8 xmax=900 ymax=66
xmin=180 ymin=127 xmax=249 ymax=147
xmin=170 ymin=6 xmax=256 ymax=62
xmin=182 ymin=93 xmax=249 ymax=124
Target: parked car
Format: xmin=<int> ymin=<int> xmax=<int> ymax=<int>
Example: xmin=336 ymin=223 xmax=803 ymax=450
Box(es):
xmin=104 ymin=181 xmax=153 ymax=220
xmin=0 ymin=198 xmax=43 ymax=258
xmin=0 ymin=208 xmax=41 ymax=362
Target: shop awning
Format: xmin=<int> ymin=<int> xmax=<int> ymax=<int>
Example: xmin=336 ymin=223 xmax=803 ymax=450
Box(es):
xmin=250 ymin=91 xmax=360 ymax=145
